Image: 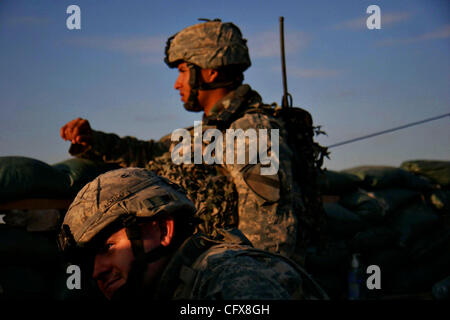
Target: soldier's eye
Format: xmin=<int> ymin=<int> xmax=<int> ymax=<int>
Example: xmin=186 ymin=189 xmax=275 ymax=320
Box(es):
xmin=100 ymin=242 xmax=114 ymax=253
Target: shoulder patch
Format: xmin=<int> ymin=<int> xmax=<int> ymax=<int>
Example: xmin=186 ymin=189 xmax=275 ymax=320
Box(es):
xmin=242 ymin=164 xmax=280 ymax=202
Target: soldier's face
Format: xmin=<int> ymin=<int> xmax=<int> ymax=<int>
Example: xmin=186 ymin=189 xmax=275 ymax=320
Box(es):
xmin=92 ymin=219 xmax=173 ymax=299
xmin=174 ymin=62 xmax=191 ymax=104
xmin=174 ymin=62 xmax=217 ymax=110
xmin=92 ymin=228 xmax=135 ymax=299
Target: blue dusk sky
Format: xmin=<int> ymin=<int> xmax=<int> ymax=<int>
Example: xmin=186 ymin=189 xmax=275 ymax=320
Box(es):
xmin=0 ymin=0 xmax=449 ymax=170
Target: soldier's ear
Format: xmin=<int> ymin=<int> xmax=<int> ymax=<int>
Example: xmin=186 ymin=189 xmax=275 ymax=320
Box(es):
xmin=159 ymin=216 xmax=175 ymax=247
xmin=200 ymin=68 xmax=219 ymax=84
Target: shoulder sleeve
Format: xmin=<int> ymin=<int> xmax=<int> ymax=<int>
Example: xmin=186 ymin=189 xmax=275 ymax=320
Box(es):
xmin=192 ymin=248 xmax=304 ymax=299
xmin=69 ymin=130 xmax=171 ymax=168
xmin=226 ymin=112 xmax=286 ymax=200
xmin=224 ymin=113 xmax=298 ymax=257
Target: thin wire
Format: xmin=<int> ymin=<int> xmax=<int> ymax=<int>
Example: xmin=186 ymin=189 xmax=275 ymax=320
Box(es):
xmin=327 ymin=112 xmax=450 ymax=149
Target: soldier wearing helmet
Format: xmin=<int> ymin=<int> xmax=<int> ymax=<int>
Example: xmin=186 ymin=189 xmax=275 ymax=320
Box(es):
xmin=58 ymin=167 xmax=328 ymax=300
xmin=60 ymin=20 xmax=326 ymax=264
xmin=164 ymin=20 xmax=251 ymax=113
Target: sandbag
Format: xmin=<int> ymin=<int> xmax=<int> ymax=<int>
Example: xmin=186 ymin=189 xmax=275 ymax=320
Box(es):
xmin=401 ymin=160 xmax=450 ymax=187
xmin=52 ymin=158 xmax=120 ymax=195
xmin=0 ymin=156 xmax=71 ymax=201
xmin=369 ymin=189 xmax=420 ymax=216
xmin=342 ymin=165 xmax=433 ymax=191
xmin=317 ymin=170 xmax=361 ymax=195
xmin=339 ymin=190 xmax=386 ymax=224
xmin=388 ymin=202 xmax=440 ymax=247
xmin=323 ymin=203 xmax=369 ymax=239
xmin=4 ymin=209 xmax=61 ymax=232
xmin=429 ymin=189 xmax=450 ymax=214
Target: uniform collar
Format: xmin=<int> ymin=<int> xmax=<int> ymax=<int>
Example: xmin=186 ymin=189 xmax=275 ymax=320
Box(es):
xmin=152 ymin=229 xmax=253 ymax=299
xmin=202 ymin=84 xmax=262 ymax=126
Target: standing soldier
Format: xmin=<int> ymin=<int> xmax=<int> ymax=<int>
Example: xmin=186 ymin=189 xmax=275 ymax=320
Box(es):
xmin=60 ymin=20 xmax=327 ymax=264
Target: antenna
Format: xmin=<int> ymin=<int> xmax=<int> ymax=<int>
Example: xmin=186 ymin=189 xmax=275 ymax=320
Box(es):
xmin=280 ymin=17 xmax=292 ymax=108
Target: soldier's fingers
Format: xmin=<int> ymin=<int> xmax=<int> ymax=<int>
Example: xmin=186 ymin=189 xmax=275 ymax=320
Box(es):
xmin=67 ymin=118 xmax=84 ymax=140
xmin=65 ymin=125 xmax=75 ymax=141
xmin=76 ymin=134 xmax=92 ymax=146
xmin=62 ymin=118 xmax=90 ymax=142
xmin=62 ymin=119 xmax=75 ymax=140
xmin=60 ymin=125 xmax=67 ymax=140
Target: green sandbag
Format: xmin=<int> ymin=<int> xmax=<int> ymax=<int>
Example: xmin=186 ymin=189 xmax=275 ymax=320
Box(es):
xmin=339 ymin=190 xmax=386 ymax=224
xmin=52 ymin=158 xmax=120 ymax=195
xmin=370 ymin=189 xmax=420 ymax=215
xmin=317 ymin=170 xmax=362 ymax=195
xmin=388 ymin=202 xmax=440 ymax=247
xmin=323 ymin=203 xmax=369 ymax=239
xmin=342 ymin=165 xmax=433 ymax=191
xmin=0 ymin=156 xmax=70 ymax=201
xmin=401 ymin=160 xmax=450 ymax=187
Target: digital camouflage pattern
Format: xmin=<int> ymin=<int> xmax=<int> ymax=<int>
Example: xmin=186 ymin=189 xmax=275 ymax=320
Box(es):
xmin=154 ymin=228 xmax=328 ymax=300
xmin=165 ymin=20 xmax=251 ymax=71
xmin=59 ymin=167 xmax=196 ymax=248
xmin=148 ymin=85 xmax=299 ymax=257
xmin=69 ymin=84 xmax=327 ymax=263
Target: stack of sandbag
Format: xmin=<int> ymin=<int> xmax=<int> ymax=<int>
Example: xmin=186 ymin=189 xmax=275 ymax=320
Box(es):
xmin=307 ymin=160 xmax=450 ymax=300
xmin=0 ymin=157 xmax=71 ymax=202
xmin=0 ymin=156 xmax=120 ymax=201
xmin=0 ymin=156 xmax=119 ymax=300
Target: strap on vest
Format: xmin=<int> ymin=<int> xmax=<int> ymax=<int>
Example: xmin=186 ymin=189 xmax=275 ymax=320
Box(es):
xmin=153 ymin=233 xmax=216 ymax=299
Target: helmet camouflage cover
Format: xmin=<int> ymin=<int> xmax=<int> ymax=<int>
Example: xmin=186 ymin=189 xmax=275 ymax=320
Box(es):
xmin=165 ymin=20 xmax=251 ymax=71
xmin=59 ymin=168 xmax=196 ymax=250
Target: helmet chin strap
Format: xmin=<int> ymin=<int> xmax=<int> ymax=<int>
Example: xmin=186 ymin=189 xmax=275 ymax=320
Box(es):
xmin=183 ymin=63 xmax=242 ymax=112
xmin=183 ymin=64 xmax=203 ymax=112
xmin=110 ymin=218 xmax=174 ymax=300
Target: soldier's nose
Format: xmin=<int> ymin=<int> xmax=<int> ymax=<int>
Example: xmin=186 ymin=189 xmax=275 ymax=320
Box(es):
xmin=174 ymin=74 xmax=183 ymax=90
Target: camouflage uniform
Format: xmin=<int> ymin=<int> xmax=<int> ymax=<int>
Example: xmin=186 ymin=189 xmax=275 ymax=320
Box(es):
xmin=70 ymin=86 xmax=299 ymax=259
xmin=68 ymin=20 xmax=325 ymax=262
xmin=58 ymin=168 xmax=328 ymax=300
xmin=155 ymin=228 xmax=326 ymax=300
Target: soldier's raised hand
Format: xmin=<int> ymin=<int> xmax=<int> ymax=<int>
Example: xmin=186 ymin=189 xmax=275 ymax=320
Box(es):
xmin=60 ymin=117 xmax=93 ymax=146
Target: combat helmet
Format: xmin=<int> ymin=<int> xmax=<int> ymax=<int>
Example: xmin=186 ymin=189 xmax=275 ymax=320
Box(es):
xmin=58 ymin=168 xmax=197 ymax=298
xmin=165 ymin=19 xmax=251 ymax=111
xmin=59 ymin=167 xmax=196 ymax=250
